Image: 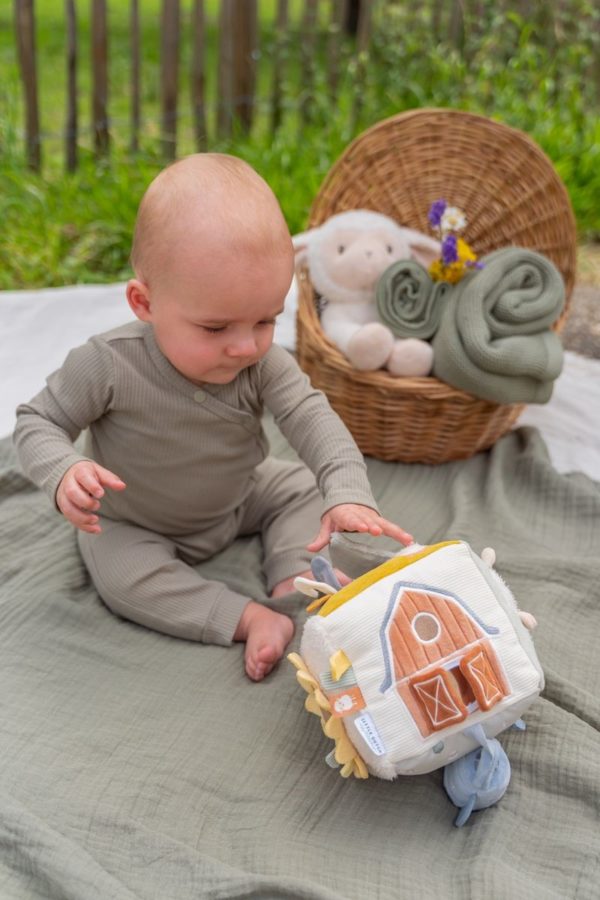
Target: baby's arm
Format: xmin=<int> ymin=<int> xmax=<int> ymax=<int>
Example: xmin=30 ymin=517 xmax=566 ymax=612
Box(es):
xmin=14 ymin=337 xmax=119 ymax=525
xmin=259 ymin=345 xmax=413 ymax=546
xmin=260 ymin=346 xmax=375 ymax=507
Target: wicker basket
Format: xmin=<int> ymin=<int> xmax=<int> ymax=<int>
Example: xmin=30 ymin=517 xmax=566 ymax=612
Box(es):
xmin=296 ymin=108 xmax=577 ymax=464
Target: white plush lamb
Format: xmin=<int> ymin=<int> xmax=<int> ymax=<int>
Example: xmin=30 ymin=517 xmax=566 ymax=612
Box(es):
xmin=293 ymin=209 xmax=441 ymax=375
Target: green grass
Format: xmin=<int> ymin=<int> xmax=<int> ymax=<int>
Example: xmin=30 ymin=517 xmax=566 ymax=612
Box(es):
xmin=1 ymin=1 xmax=599 ymax=289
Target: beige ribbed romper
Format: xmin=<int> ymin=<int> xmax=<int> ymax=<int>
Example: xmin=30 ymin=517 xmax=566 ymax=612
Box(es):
xmin=14 ymin=321 xmax=378 ymax=645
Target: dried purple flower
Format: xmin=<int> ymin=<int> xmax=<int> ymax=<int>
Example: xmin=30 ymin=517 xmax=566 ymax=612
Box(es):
xmin=441 ymin=233 xmax=458 ymax=265
xmin=428 ymin=199 xmax=447 ymax=228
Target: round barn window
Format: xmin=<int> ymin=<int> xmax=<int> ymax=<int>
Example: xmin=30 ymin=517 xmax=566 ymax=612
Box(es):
xmin=412 ymin=612 xmax=441 ymax=643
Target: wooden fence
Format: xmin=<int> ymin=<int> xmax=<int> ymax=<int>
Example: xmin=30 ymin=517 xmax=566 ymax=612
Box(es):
xmin=12 ymin=0 xmax=372 ymax=172
xmin=12 ymin=0 xmax=597 ymax=172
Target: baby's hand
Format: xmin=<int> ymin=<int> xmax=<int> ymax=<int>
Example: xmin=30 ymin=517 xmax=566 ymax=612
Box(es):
xmin=56 ymin=461 xmax=126 ymax=534
xmin=306 ymin=503 xmax=413 ymax=552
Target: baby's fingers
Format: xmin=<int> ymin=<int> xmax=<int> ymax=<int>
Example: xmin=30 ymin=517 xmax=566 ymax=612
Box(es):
xmin=365 ymin=521 xmax=384 ymax=537
xmin=64 ymin=479 xmax=101 ymax=512
xmin=306 ymin=517 xmax=333 ymax=552
xmin=94 ymin=464 xmax=126 ymax=492
xmin=378 ymin=518 xmax=414 ymax=546
xmin=76 ymin=467 xmax=107 ymax=499
xmin=60 ymin=497 xmax=102 ymax=534
xmin=334 ymin=512 xmax=373 ymax=534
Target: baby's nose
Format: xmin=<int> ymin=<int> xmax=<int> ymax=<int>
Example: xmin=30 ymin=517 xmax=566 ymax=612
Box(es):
xmin=228 ymin=336 xmax=257 ymax=357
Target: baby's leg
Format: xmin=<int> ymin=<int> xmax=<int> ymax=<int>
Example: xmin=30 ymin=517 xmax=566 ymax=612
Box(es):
xmin=78 ymin=518 xmax=250 ymax=646
xmin=239 ymin=457 xmax=333 ymax=596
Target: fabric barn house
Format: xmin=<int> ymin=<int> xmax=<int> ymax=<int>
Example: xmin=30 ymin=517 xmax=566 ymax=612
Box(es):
xmin=378 ymin=583 xmax=510 ymax=737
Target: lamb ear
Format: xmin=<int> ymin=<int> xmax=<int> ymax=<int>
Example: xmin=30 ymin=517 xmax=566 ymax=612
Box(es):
xmin=291 ymin=227 xmax=319 ymax=267
xmin=402 ymin=229 xmax=441 ymax=268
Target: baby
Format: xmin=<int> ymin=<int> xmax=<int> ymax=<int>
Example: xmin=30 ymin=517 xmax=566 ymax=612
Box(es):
xmin=14 ymin=154 xmax=413 ymax=681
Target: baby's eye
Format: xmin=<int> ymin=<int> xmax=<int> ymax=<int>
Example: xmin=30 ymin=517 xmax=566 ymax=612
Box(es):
xmin=387 ymin=245 xmax=393 ymax=253
xmin=338 ymin=245 xmax=345 ymax=254
xmin=256 ymin=319 xmax=276 ymax=327
xmin=202 ymin=325 xmax=227 ymax=334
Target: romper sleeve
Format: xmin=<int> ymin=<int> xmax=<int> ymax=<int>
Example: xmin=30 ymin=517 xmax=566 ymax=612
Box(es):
xmin=259 ymin=344 xmax=379 ymax=514
xmin=13 ymin=337 xmax=114 ymax=504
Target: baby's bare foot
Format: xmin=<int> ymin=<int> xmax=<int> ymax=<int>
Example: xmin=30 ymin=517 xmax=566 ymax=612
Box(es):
xmin=234 ymin=601 xmax=294 ymax=682
xmin=271 ymin=567 xmax=351 ymax=598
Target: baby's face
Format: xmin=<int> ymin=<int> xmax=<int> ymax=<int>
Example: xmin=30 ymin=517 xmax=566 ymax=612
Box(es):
xmin=146 ymin=245 xmax=293 ymax=385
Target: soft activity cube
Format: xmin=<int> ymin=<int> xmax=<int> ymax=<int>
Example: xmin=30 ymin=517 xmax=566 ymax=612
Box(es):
xmin=289 ymin=540 xmax=543 ymax=824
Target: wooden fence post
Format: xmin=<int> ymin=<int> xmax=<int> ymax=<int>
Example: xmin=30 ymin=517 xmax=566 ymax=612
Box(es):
xmin=130 ymin=0 xmax=141 ymax=153
xmin=217 ymin=0 xmax=258 ymax=138
xmin=91 ymin=0 xmax=109 ymax=157
xmin=448 ymin=0 xmax=465 ymax=52
xmin=345 ymin=0 xmax=360 ymax=34
xmin=233 ymin=0 xmax=257 ymax=133
xmin=217 ymin=0 xmax=233 ymax=138
xmin=430 ymin=0 xmax=444 ymax=44
xmin=65 ymin=0 xmax=77 ymax=171
xmin=328 ymin=0 xmax=348 ymax=105
xmin=161 ymin=0 xmax=180 ymax=160
xmin=594 ymin=5 xmax=600 ymax=109
xmin=191 ymin=0 xmax=207 ymax=150
xmin=350 ymin=0 xmax=371 ymax=133
xmin=299 ymin=0 xmax=318 ymax=128
xmin=270 ymin=0 xmax=289 ymax=134
xmin=13 ymin=0 xmax=41 ymax=170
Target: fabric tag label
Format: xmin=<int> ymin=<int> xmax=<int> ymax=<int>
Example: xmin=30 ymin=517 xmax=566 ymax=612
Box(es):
xmin=328 ymin=685 xmax=366 ymax=718
xmin=355 ymin=713 xmax=386 ymax=756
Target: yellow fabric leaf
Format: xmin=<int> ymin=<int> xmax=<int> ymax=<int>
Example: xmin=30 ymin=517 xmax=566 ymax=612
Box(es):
xmin=314 ymin=689 xmax=331 ymax=712
xmin=287 ymin=652 xmax=304 ymax=671
xmin=305 ymin=693 xmax=322 ymax=717
xmin=323 ymin=716 xmax=341 ymax=739
xmin=334 ymin=737 xmax=356 ymax=765
xmin=297 ymin=670 xmax=318 ymax=692
xmin=354 ymin=755 xmax=369 ymax=779
xmin=329 ymin=649 xmax=352 ymax=681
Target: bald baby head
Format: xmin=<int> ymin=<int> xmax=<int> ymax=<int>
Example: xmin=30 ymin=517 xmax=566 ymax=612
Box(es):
xmin=130 ymin=154 xmax=293 ymax=287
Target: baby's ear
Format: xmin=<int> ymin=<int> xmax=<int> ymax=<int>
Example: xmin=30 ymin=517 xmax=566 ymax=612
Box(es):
xmin=291 ymin=227 xmax=318 ymax=267
xmin=402 ymin=229 xmax=441 ymax=268
xmin=126 ymin=278 xmax=152 ymax=322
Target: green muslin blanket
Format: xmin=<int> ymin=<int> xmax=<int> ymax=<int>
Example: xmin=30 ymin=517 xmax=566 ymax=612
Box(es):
xmin=376 ymin=260 xmax=451 ymax=340
xmin=432 ymin=247 xmax=565 ymax=404
xmin=1 ymin=422 xmax=599 ymax=900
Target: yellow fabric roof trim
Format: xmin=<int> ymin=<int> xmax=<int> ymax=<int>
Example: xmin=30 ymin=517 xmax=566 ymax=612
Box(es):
xmin=318 ymin=541 xmax=461 ymax=618
xmin=305 ymin=594 xmax=329 ymax=614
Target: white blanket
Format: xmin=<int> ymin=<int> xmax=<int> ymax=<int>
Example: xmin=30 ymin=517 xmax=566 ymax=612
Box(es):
xmin=2 ymin=280 xmax=599 ymax=481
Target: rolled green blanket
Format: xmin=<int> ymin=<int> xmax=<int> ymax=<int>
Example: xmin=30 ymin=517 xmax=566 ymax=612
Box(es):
xmin=376 ymin=260 xmax=451 ymax=340
xmin=432 ymin=247 xmax=565 ymax=405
